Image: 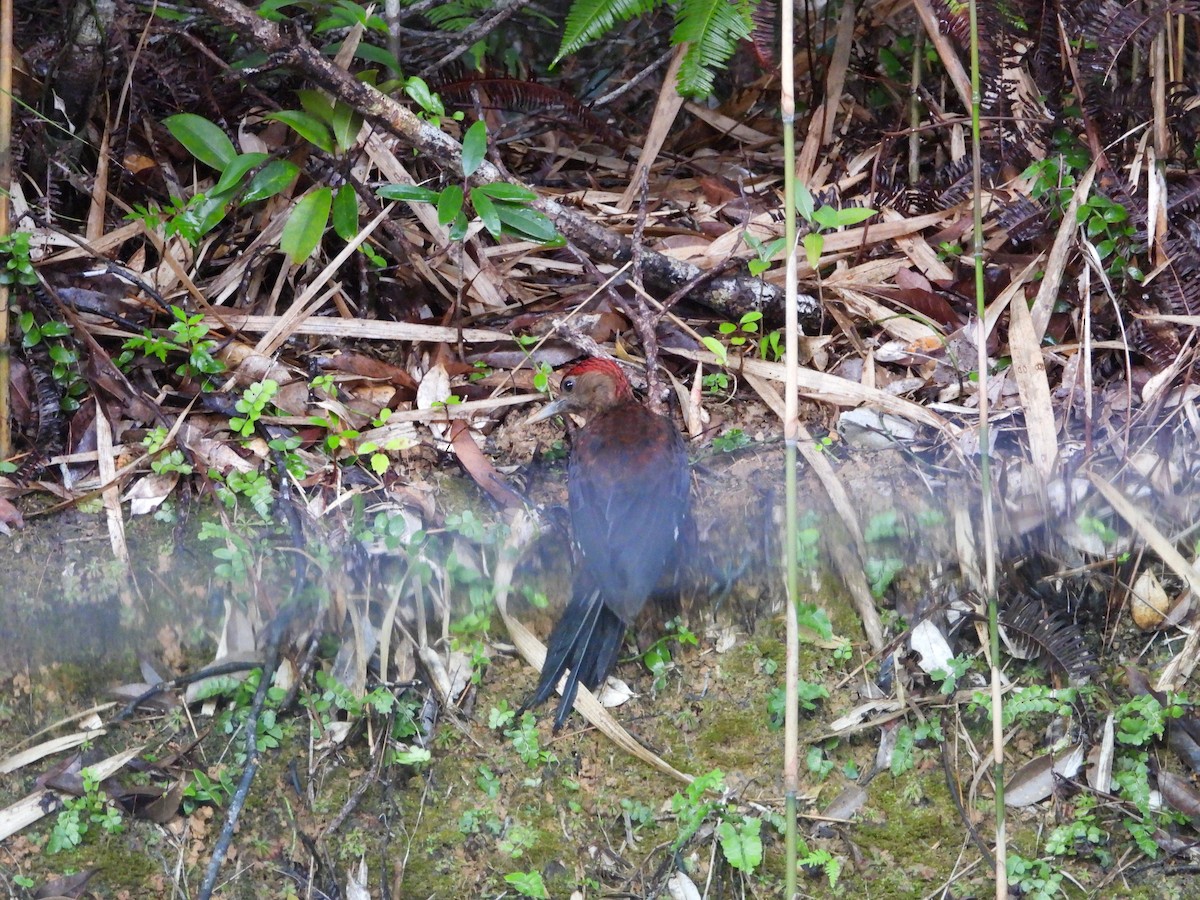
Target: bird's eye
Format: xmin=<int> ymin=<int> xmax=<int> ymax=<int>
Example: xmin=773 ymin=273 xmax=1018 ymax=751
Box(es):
xmin=562 ymin=377 xmax=576 ymax=392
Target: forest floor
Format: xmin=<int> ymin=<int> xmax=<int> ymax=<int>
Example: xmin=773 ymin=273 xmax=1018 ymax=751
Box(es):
xmin=5 ymin=0 xmax=1200 ymax=897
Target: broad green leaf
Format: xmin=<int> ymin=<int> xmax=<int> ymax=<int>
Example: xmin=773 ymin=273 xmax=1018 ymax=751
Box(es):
xmin=350 ymin=42 xmax=403 ymax=73
xmin=330 ymin=101 xmax=363 ymax=153
xmin=164 ymin=114 xmax=237 ymax=171
xmin=265 ymin=110 xmax=333 ymax=154
xmin=212 ymin=152 xmax=268 ymax=196
xmin=377 ymin=183 xmax=440 ymax=204
xmin=48 ymin=344 xmax=77 ymax=365
xmin=472 ymin=182 xmax=537 ymax=202
xmin=803 ymin=232 xmax=824 ymax=270
xmin=718 ymin=818 xmax=762 ymax=873
xmin=794 ymin=181 xmax=815 ymax=222
xmin=281 ymin=188 xmax=332 ymax=263
xmin=471 ymin=190 xmax=500 ymax=237
xmin=39 ymin=321 xmax=71 ymax=339
xmin=448 ymin=211 xmax=469 ymax=241
xmin=196 ymin=194 xmax=230 ymax=237
xmin=244 ymin=160 xmax=299 ymax=202
xmin=492 ymin=202 xmax=558 ymax=242
xmin=393 ymin=746 xmax=431 ymax=765
xmin=461 ymin=120 xmax=487 ymax=177
xmin=502 ymin=871 xmax=548 ymax=899
xmin=331 ymin=184 xmax=360 ymax=241
xmin=257 ymin=0 xmax=298 ymax=20
xmin=296 ymin=89 xmax=335 ymax=126
xmin=813 ymin=205 xmax=876 ymax=229
xmin=811 ymin=205 xmax=836 ymax=231
xmin=701 ymin=336 xmax=727 ymax=364
xmin=438 ymin=185 xmax=464 ymax=227
xmin=404 ymin=76 xmax=444 ymax=118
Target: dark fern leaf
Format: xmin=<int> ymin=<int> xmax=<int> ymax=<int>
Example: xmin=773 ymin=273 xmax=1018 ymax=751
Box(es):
xmin=999 ymin=594 xmax=1097 ymax=686
xmin=437 ymin=78 xmax=626 ymax=147
xmin=1149 ymin=233 xmax=1200 ymax=318
xmin=749 ymin=0 xmax=777 ymax=69
xmin=1164 ymin=176 xmax=1200 ymax=218
xmin=994 ymin=195 xmax=1051 ymax=244
xmin=1128 ymin=315 xmax=1185 ymax=372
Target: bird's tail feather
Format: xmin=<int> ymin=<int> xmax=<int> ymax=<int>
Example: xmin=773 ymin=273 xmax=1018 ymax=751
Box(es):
xmin=523 ymin=586 xmax=627 ymax=730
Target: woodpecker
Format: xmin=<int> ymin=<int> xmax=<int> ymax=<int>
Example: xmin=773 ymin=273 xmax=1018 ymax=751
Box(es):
xmin=523 ymin=357 xmax=691 ymax=730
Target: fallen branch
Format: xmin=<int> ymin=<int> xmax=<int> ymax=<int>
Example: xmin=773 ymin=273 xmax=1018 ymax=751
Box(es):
xmin=196 ymin=0 xmax=818 ymax=329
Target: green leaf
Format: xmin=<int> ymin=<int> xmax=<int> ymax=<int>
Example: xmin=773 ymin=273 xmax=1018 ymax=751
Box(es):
xmin=281 ymin=188 xmax=333 ymax=262
xmin=718 ymin=818 xmax=763 ymax=873
xmin=39 ymin=321 xmax=71 ymax=339
xmin=438 ymin=185 xmax=464 ymax=227
xmin=351 ymin=42 xmax=403 ymax=73
xmin=392 ymin=746 xmax=431 ymax=766
xmin=503 ymin=871 xmax=548 ymax=899
xmin=831 ymin=205 xmax=877 ymax=227
xmin=555 ymin=0 xmax=661 ymax=64
xmin=472 ymin=190 xmax=501 ymax=237
xmin=672 ymin=0 xmax=753 ymax=99
xmin=701 ymin=335 xmax=727 ymax=364
xmin=794 ymin=181 xmax=815 ymax=222
xmin=376 ymin=183 xmax=440 ymax=204
xmin=330 ymin=100 xmax=363 ymax=153
xmin=257 ymin=0 xmax=297 ymax=20
xmin=295 ymin=89 xmax=335 ymax=127
xmin=164 ymin=114 xmax=237 ymax=171
xmin=265 ymin=110 xmax=334 ymax=154
xmin=243 ymin=160 xmax=299 ymax=202
xmin=493 ymin=202 xmax=558 ymax=242
xmin=472 ymin=182 xmax=537 ymax=202
xmin=331 ymin=184 xmax=360 ymax=241
xmin=462 ymin=120 xmax=488 ymax=177
xmin=448 ymin=210 xmax=470 ymax=241
xmin=195 ymin=194 xmax=230 ymax=237
xmin=812 ymin=206 xmax=842 ymax=230
xmin=803 ymin=232 xmax=824 ymax=269
xmin=48 ymin=344 xmax=77 ymax=365
xmin=404 ymin=76 xmax=444 ymax=117
xmin=212 ymin=152 xmax=269 ymax=196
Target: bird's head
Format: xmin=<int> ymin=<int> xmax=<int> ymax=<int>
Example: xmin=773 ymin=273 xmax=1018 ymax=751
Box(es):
xmin=527 ymin=357 xmax=635 ymax=423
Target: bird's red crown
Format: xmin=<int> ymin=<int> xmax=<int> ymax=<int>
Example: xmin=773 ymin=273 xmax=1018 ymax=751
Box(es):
xmin=564 ymin=357 xmax=634 ymax=399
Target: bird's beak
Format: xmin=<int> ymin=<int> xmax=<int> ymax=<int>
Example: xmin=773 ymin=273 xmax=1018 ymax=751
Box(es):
xmin=527 ymin=396 xmax=571 ymax=425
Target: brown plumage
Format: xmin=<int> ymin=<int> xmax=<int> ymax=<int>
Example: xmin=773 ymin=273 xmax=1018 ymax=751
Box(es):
xmin=523 ymin=358 xmax=691 ymax=730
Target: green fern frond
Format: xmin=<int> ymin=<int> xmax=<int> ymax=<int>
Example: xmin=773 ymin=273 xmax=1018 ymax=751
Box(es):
xmin=554 ymin=0 xmax=664 ymax=64
xmin=673 ymin=0 xmax=755 ymax=98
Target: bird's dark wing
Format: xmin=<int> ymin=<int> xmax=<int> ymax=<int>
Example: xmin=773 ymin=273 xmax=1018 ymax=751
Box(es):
xmin=568 ymin=405 xmax=690 ymax=623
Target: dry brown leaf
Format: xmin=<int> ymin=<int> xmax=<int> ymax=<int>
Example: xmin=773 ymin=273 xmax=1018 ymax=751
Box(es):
xmin=448 ymin=420 xmax=523 ymax=509
xmin=1007 ymin=272 xmax=1059 ymax=479
xmin=1004 ymin=744 xmax=1085 ymax=807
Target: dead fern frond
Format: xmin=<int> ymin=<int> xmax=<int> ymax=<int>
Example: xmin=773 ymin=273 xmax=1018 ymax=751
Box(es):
xmin=437 ymin=77 xmax=626 ymax=146
xmin=999 ymin=594 xmax=1098 ymax=686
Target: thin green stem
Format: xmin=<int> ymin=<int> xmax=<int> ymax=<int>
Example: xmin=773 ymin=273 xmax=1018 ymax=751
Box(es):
xmin=967 ymin=0 xmax=1004 ymax=893
xmin=780 ymin=0 xmax=799 ymax=894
